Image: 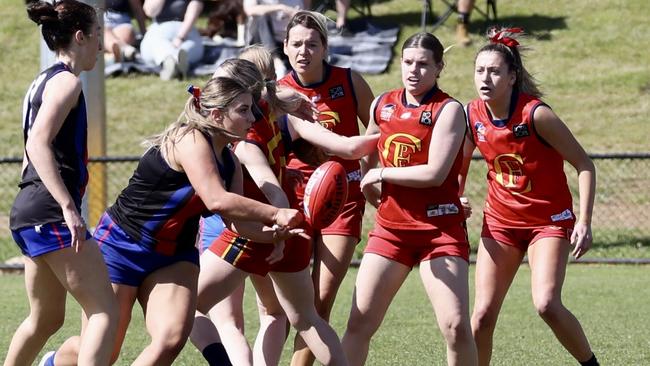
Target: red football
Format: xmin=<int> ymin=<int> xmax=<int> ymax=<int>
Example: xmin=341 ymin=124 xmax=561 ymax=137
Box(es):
xmin=303 ymin=161 xmax=348 ymax=230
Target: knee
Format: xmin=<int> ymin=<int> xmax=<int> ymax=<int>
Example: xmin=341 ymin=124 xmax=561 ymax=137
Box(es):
xmin=259 ymin=311 xmax=287 ymax=327
xmin=439 ymin=315 xmax=473 ymax=346
xmin=345 ymin=311 xmax=379 ymax=340
xmin=285 ymin=310 xmax=311 ymax=331
xmin=533 ymin=295 xmax=564 ymax=321
xmin=149 ymin=335 xmax=187 ymax=360
xmin=471 ymin=305 xmax=499 ymax=332
xmin=150 ymin=326 xmax=191 ymax=359
xmin=313 ymin=298 xmax=334 ymax=320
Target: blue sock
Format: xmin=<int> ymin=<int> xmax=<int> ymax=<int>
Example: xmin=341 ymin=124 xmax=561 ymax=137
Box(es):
xmin=41 ymin=351 xmax=56 ymax=366
xmin=202 ymin=343 xmax=232 ymax=366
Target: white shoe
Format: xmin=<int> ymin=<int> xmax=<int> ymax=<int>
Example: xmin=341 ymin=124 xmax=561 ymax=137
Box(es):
xmin=38 ymin=351 xmax=55 ymax=366
xmin=159 ymin=55 xmax=177 ymax=81
xmin=122 ymin=44 xmax=137 ymax=61
xmin=177 ymin=49 xmax=189 ymax=80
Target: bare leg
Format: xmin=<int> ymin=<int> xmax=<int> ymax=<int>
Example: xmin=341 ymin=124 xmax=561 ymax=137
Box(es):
xmin=22 ymin=240 xmax=117 ymax=366
xmin=270 ymin=268 xmax=348 ymax=365
xmin=104 ymin=24 xmax=137 ymax=62
xmin=341 ymin=254 xmax=410 ymax=366
xmin=471 ymin=238 xmax=524 ymax=366
xmin=54 ymin=283 xmax=138 ymax=366
xmin=209 ymin=283 xmax=252 ymax=366
xmin=335 ymin=0 xmax=351 ymax=28
xmin=251 ymin=274 xmax=289 ymax=366
xmin=292 ymin=234 xmax=356 ymax=366
xmin=457 ymin=0 xmax=475 ymax=14
xmin=131 ymin=261 xmax=199 ymax=366
xmin=190 ymin=250 xmax=250 ymax=364
xmin=527 ymin=237 xmax=595 ymax=363
xmin=455 ymin=0 xmax=474 ymax=46
xmin=419 ymin=256 xmax=477 ymax=366
xmin=3 ymin=256 xmax=66 ymax=366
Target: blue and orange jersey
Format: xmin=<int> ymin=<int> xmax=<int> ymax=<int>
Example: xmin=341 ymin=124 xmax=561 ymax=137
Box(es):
xmin=107 ymin=141 xmax=236 ymax=255
xmin=466 ymin=92 xmax=574 ymax=228
xmin=374 ymin=86 xmax=465 ymax=230
xmin=10 ymin=62 xmax=88 ymax=230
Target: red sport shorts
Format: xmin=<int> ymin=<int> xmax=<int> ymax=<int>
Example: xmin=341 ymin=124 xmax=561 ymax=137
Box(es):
xmin=481 ymin=216 xmax=572 ymax=251
xmin=364 ymin=221 xmax=470 ymax=267
xmin=209 ymin=228 xmax=312 ymax=276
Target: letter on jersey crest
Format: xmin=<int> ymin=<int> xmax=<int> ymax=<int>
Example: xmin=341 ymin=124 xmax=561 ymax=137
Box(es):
xmin=319 ymin=111 xmax=340 ymax=130
xmin=382 ymin=133 xmax=422 ymax=167
xmin=494 ymin=153 xmax=531 ymax=194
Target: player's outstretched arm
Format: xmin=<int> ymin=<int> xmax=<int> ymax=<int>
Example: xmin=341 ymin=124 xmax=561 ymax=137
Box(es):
xmin=287 ymin=114 xmax=379 ymax=159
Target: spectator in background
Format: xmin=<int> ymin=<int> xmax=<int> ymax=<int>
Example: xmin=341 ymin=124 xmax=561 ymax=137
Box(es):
xmin=243 ymin=0 xmax=303 ymax=76
xmin=200 ymin=0 xmax=247 ymax=46
xmin=303 ymin=0 xmax=351 ymax=36
xmin=141 ymin=0 xmax=205 ymax=80
xmin=104 ymin=0 xmax=147 ymax=63
xmin=456 ymin=0 xmax=474 ymax=46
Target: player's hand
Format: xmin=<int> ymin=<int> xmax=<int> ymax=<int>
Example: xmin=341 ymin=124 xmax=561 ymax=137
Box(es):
xmin=272 ymin=208 xmax=303 ymax=229
xmin=281 ymin=90 xmax=318 ymax=122
xmin=360 ymin=168 xmax=382 ymax=190
xmin=263 ymin=224 xmax=310 ymax=241
xmin=62 ymin=206 xmax=86 ymax=253
xmin=460 ymin=197 xmax=472 ymax=219
xmin=266 ymin=240 xmax=285 ymax=264
xmin=570 ymin=221 xmax=592 ymax=259
xmin=361 ymin=182 xmax=381 ymax=208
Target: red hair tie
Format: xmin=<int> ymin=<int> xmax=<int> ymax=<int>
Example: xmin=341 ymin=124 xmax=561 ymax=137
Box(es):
xmin=187 ymin=85 xmax=201 ymax=110
xmin=490 ymin=27 xmax=524 ymax=48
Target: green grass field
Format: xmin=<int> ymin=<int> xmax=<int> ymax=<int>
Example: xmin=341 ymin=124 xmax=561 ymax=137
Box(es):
xmin=1 ymin=265 xmax=649 ymax=365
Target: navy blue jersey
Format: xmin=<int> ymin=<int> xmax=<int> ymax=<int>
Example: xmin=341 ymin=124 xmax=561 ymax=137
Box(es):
xmin=107 ymin=139 xmax=235 ymax=255
xmin=10 ymin=62 xmax=88 ymax=230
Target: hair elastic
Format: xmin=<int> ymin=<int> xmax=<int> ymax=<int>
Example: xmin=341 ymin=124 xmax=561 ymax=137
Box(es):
xmin=187 ymin=85 xmax=201 ymax=110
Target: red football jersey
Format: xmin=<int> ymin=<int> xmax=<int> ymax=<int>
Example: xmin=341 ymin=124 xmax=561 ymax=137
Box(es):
xmin=466 ymin=93 xmax=575 ymax=228
xmin=234 ymin=99 xmax=287 ymax=203
xmin=374 ymin=87 xmax=465 ymax=231
xmin=278 ymin=64 xmax=362 ymax=181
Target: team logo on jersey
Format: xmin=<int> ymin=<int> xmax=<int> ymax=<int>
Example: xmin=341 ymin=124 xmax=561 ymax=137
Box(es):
xmin=493 ymin=153 xmax=531 ymax=194
xmin=319 ymin=111 xmax=341 ymax=129
xmin=474 ymin=121 xmax=487 ymax=142
xmin=379 ymin=104 xmax=396 ymax=122
xmin=419 ymin=111 xmax=433 ymax=126
xmin=513 ymin=123 xmax=530 ymax=138
xmin=382 ymin=133 xmax=422 ymax=167
xmin=329 ymin=85 xmax=345 ymax=100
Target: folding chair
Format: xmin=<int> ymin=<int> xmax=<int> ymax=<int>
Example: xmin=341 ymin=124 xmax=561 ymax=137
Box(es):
xmin=421 ymin=0 xmax=497 ymax=32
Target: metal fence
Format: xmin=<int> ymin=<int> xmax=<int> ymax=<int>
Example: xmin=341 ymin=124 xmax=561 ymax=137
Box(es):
xmin=1 ymin=154 xmax=649 ymax=255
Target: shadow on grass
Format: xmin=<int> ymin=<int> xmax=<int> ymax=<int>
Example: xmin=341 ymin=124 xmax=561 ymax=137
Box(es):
xmin=359 ymin=10 xmax=428 ymax=29
xmin=470 ymin=14 xmax=568 ymax=41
